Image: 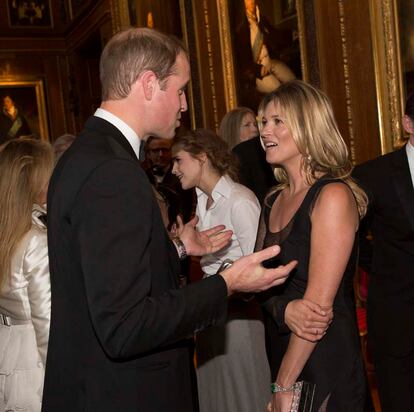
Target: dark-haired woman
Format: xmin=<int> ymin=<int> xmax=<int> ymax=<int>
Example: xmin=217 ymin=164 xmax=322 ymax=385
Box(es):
xmin=172 ymin=129 xmax=270 ymax=412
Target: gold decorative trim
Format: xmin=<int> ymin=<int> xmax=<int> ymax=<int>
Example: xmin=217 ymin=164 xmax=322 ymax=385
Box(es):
xmin=202 ymin=0 xmax=219 ymax=129
xmin=369 ymin=0 xmax=404 ymax=153
xmin=216 ymin=0 xmax=237 ymax=111
xmin=109 ymin=0 xmax=130 ymax=33
xmin=337 ymin=0 xmax=356 ymax=163
xmin=179 ymin=0 xmax=196 ymax=129
xmin=296 ymin=0 xmax=308 ymax=82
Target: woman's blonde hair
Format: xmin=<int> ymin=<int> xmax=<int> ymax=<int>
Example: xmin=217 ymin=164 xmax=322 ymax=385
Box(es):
xmin=172 ymin=128 xmax=239 ymax=182
xmin=0 ymin=138 xmax=54 ymax=289
xmin=259 ymin=80 xmax=367 ymax=217
xmin=219 ymin=107 xmax=256 ymax=149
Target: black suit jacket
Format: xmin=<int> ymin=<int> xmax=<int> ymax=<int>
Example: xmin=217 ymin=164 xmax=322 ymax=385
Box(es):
xmin=232 ymin=136 xmax=277 ymax=204
xmin=42 ymin=116 xmax=228 ymax=412
xmin=353 ymin=146 xmax=414 ymax=356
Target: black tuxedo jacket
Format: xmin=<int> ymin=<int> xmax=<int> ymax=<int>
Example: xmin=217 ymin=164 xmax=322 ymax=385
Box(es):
xmin=353 ymin=146 xmax=414 ymax=356
xmin=42 ymin=116 xmax=227 ymax=412
xmin=232 ymin=136 xmax=277 ymax=204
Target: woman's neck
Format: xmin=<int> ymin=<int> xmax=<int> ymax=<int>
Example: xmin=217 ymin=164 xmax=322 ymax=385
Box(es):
xmin=283 ymin=164 xmax=311 ymax=196
xmin=198 ymin=171 xmax=222 ymax=209
xmin=199 ymin=172 xmax=221 ymax=196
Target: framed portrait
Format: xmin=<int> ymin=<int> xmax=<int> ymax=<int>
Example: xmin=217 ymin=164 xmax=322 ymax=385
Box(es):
xmin=369 ymin=0 xmax=413 ymax=152
xmin=0 ymin=79 xmax=49 ymax=144
xmin=7 ymin=0 xmax=53 ymax=28
xmin=218 ymin=0 xmax=306 ymax=111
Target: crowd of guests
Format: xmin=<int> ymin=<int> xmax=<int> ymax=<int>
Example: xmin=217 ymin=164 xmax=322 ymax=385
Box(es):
xmin=0 ymin=26 xmax=413 ymax=412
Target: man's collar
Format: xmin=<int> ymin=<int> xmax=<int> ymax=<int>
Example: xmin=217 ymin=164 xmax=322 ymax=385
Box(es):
xmin=94 ymin=108 xmax=141 ymax=159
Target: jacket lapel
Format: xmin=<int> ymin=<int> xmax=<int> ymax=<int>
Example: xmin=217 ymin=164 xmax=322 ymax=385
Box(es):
xmin=391 ymin=146 xmax=414 ymax=231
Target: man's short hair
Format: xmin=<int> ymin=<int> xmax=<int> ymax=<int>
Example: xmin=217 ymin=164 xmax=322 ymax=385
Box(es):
xmin=100 ymin=27 xmax=187 ymax=101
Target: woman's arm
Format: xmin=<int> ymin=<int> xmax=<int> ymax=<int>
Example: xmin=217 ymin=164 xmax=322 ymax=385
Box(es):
xmin=25 ymin=229 xmax=51 ymax=365
xmin=231 ymin=194 xmax=261 ymax=255
xmin=270 ymin=183 xmax=359 ymax=411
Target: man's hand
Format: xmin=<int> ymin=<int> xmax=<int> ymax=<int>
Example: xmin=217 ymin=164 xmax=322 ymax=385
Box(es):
xmin=179 ymin=216 xmax=232 ymax=256
xmin=285 ymin=299 xmax=333 ymax=342
xmin=220 ymin=245 xmax=297 ymax=295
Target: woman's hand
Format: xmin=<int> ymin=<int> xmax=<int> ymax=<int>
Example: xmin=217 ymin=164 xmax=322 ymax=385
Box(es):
xmin=285 ymin=299 xmax=333 ymax=342
xmin=267 ymin=392 xmax=293 ymax=412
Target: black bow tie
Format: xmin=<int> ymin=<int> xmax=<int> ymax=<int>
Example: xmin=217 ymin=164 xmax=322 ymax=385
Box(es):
xmin=38 ymin=213 xmax=47 ymax=227
xmin=139 ymin=141 xmax=146 ymax=161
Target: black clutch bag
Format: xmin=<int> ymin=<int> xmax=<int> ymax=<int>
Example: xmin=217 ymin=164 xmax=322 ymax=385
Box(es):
xmin=290 ymin=381 xmax=316 ymax=412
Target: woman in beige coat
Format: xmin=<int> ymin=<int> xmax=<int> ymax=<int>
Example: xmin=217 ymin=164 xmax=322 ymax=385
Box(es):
xmin=0 ymin=138 xmax=54 ymax=412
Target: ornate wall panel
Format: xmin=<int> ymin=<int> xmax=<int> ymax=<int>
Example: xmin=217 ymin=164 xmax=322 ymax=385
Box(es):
xmin=369 ymin=0 xmax=407 ymax=153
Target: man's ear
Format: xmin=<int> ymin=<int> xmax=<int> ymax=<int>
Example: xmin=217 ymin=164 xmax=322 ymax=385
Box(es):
xmin=140 ymin=70 xmax=158 ymax=101
xmin=402 ymin=115 xmax=414 ymax=136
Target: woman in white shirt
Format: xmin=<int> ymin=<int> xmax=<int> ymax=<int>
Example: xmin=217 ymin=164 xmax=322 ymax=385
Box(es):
xmin=172 ymin=129 xmax=270 ymax=412
xmin=0 ymin=138 xmax=54 ymax=412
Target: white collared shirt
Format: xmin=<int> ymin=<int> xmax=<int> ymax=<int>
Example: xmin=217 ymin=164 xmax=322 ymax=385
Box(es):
xmin=196 ymin=175 xmax=261 ymax=276
xmin=94 ymin=108 xmax=141 ymax=160
xmin=406 ymin=140 xmax=414 ymax=188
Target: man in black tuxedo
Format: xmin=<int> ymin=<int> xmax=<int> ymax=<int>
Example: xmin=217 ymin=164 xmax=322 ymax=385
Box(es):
xmin=353 ymin=94 xmax=414 ymax=411
xmin=42 ymin=28 xmax=304 ymax=412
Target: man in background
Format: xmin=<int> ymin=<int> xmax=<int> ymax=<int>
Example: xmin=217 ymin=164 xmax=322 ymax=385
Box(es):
xmin=353 ymin=93 xmax=414 ymax=412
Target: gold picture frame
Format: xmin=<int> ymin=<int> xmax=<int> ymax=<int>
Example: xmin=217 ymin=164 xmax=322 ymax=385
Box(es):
xmin=217 ymin=0 xmax=310 ymax=112
xmin=369 ymin=0 xmax=408 ymax=153
xmin=0 ymin=79 xmax=49 ymax=142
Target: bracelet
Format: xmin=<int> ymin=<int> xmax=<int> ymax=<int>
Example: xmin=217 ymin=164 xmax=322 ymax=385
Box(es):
xmin=173 ymin=237 xmax=187 ymax=260
xmin=216 ymin=258 xmax=234 ymax=275
xmin=270 ymin=382 xmax=295 ymax=394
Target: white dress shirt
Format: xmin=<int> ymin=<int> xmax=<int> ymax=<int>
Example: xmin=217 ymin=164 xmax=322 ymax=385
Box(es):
xmin=406 ymin=139 xmax=414 ymax=188
xmin=94 ymin=108 xmax=141 ymax=160
xmin=196 ymin=175 xmax=260 ymax=276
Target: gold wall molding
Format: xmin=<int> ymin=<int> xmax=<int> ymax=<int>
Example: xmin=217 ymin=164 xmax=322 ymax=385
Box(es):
xmin=202 ymin=0 xmax=219 ymax=129
xmin=369 ymin=0 xmax=404 ymax=152
xmin=109 ymin=0 xmax=130 ymax=33
xmin=296 ymin=0 xmax=309 ymax=83
xmin=216 ymin=0 xmax=236 ymax=111
xmin=338 ymin=0 xmax=356 ymax=163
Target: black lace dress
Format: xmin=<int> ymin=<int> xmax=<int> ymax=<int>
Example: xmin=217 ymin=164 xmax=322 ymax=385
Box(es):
xmin=256 ymin=177 xmax=368 ymax=411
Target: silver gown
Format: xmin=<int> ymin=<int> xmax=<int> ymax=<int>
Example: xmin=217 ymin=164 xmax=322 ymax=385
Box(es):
xmin=0 ymin=205 xmax=50 ymax=412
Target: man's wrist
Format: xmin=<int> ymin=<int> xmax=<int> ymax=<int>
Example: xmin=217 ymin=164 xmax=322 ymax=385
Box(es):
xmin=216 ymin=259 xmax=235 ymax=296
xmin=172 ymin=237 xmax=187 ymax=260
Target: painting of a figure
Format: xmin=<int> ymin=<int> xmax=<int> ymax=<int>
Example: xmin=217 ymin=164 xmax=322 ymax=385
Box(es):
xmin=229 ymin=0 xmax=301 ymax=110
xmin=7 ymin=0 xmax=52 ymax=27
xmin=0 ymin=82 xmax=49 ymax=145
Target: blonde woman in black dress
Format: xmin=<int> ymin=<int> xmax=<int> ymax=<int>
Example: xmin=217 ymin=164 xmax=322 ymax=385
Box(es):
xmin=255 ymin=80 xmax=369 ymax=411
